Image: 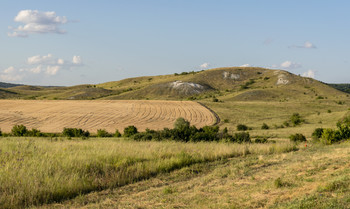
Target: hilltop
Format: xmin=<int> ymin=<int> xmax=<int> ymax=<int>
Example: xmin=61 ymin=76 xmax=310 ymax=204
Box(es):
xmin=0 ymin=67 xmax=348 ymax=101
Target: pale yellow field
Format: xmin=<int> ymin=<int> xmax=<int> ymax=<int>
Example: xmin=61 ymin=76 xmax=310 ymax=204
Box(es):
xmin=0 ymin=100 xmax=217 ymax=133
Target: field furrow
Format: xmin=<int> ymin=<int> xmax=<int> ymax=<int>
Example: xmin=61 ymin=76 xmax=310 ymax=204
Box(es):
xmin=0 ymin=100 xmax=217 ymax=133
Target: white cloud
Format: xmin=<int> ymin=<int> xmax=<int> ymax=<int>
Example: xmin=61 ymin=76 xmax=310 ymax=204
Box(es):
xmin=200 ymin=62 xmax=210 ymax=69
xmin=280 ymin=61 xmax=302 ymax=70
xmin=0 ymin=66 xmax=23 ymax=82
xmin=57 ymin=59 xmax=65 ymax=65
xmin=303 ymin=41 xmax=316 ymax=49
xmin=302 ymin=70 xmax=315 ymax=78
xmin=27 ymin=54 xmax=53 ymax=65
xmin=3 ymin=66 xmax=15 ymax=74
xmin=8 ymin=10 xmax=68 ymax=37
xmin=0 ymin=74 xmax=23 ymax=82
xmin=72 ymin=56 xmax=82 ymax=64
xmin=289 ymin=41 xmax=317 ymax=49
xmin=46 ymin=66 xmax=60 ymax=75
xmin=1 ymin=54 xmax=83 ymax=83
xmin=240 ymin=64 xmax=251 ymax=67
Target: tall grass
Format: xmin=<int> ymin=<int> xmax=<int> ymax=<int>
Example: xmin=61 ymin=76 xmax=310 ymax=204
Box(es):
xmin=0 ymin=137 xmax=298 ymax=208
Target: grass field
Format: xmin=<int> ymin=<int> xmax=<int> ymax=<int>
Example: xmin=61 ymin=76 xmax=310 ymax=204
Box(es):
xmin=0 ymin=100 xmax=216 ymax=133
xmin=0 ymin=137 xmax=299 ymax=208
xmin=44 ymin=141 xmax=349 ymax=209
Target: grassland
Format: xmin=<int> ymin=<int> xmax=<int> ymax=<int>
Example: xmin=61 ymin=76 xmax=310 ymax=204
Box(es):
xmin=0 ymin=137 xmax=299 ymax=208
xmin=0 ymin=67 xmax=349 ymax=208
xmin=33 ymin=141 xmax=349 ymax=209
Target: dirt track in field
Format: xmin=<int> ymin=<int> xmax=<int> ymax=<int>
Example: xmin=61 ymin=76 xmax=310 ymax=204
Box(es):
xmin=0 ymin=100 xmax=217 ymax=133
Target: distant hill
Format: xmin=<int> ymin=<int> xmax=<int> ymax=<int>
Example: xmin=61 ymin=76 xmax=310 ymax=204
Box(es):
xmin=0 ymin=81 xmax=23 ymax=88
xmin=0 ymin=67 xmax=348 ymax=101
xmin=328 ymin=83 xmax=350 ymax=94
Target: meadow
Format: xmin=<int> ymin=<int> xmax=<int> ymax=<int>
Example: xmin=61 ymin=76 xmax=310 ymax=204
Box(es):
xmin=0 ymin=137 xmax=299 ymax=208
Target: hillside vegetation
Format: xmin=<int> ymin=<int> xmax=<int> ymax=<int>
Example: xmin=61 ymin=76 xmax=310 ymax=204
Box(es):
xmin=1 ymin=67 xmax=348 ymax=101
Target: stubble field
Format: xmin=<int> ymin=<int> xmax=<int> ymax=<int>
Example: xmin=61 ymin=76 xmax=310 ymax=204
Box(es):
xmin=0 ymin=100 xmax=217 ymax=133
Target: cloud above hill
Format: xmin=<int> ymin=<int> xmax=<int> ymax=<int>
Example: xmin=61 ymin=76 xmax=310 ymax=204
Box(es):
xmin=0 ymin=54 xmax=83 ymax=82
xmin=8 ymin=10 xmax=69 ymax=37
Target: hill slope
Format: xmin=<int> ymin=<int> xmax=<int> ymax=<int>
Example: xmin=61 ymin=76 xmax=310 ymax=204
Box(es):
xmin=0 ymin=67 xmax=348 ymax=101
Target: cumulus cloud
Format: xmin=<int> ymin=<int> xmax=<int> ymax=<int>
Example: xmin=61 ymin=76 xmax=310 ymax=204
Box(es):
xmin=0 ymin=54 xmax=83 ymax=83
xmin=57 ymin=59 xmax=65 ymax=65
xmin=3 ymin=66 xmax=15 ymax=74
xmin=46 ymin=66 xmax=60 ymax=75
xmin=240 ymin=64 xmax=251 ymax=67
xmin=280 ymin=61 xmax=302 ymax=70
xmin=302 ymin=70 xmax=315 ymax=78
xmin=0 ymin=66 xmax=24 ymax=82
xmin=72 ymin=56 xmax=82 ymax=64
xmin=8 ymin=10 xmax=68 ymax=37
xmin=27 ymin=54 xmax=53 ymax=65
xmin=289 ymin=41 xmax=317 ymax=49
xmin=200 ymin=62 xmax=210 ymax=69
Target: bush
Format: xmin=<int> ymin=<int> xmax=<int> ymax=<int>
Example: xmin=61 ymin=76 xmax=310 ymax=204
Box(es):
xmin=312 ymin=128 xmax=324 ymax=140
xmin=11 ymin=125 xmax=28 ymax=136
xmin=237 ymin=124 xmax=248 ymax=131
xmin=289 ymin=133 xmax=307 ymax=143
xmin=114 ymin=129 xmax=121 ymax=137
xmin=0 ymin=129 xmax=2 ymax=136
xmin=261 ymin=123 xmax=269 ymax=130
xmin=26 ymin=128 xmax=42 ymax=137
xmin=96 ymin=129 xmax=112 ymax=137
xmin=174 ymin=117 xmax=190 ymax=130
xmin=123 ymin=126 xmax=138 ymax=137
xmin=63 ymin=128 xmax=90 ymax=138
xmin=290 ymin=113 xmax=304 ymax=126
xmin=320 ymin=128 xmax=341 ymax=145
xmin=233 ymin=132 xmax=251 ymax=143
xmin=255 ymin=137 xmax=268 ymax=143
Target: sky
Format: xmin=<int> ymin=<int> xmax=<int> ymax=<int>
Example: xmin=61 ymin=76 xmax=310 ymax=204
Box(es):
xmin=0 ymin=0 xmax=349 ymax=86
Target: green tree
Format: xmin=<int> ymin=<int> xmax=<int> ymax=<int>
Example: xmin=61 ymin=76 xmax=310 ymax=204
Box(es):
xmin=11 ymin=125 xmax=28 ymax=136
xmin=123 ymin=126 xmax=138 ymax=137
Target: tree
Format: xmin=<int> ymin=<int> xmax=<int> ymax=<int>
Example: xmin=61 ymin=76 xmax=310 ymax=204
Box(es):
xmin=11 ymin=125 xmax=28 ymax=136
xmin=123 ymin=126 xmax=138 ymax=137
xmin=174 ymin=117 xmax=190 ymax=130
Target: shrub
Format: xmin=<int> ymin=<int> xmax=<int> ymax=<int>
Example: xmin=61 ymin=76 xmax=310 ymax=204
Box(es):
xmin=63 ymin=128 xmax=90 ymax=138
xmin=261 ymin=123 xmax=269 ymax=130
xmin=283 ymin=121 xmax=290 ymax=127
xmin=114 ymin=129 xmax=121 ymax=137
xmin=174 ymin=117 xmax=190 ymax=130
xmin=0 ymin=129 xmax=2 ymax=136
xmin=320 ymin=128 xmax=341 ymax=145
xmin=255 ymin=137 xmax=268 ymax=143
xmin=26 ymin=128 xmax=42 ymax=137
xmin=96 ymin=129 xmax=112 ymax=137
xmin=11 ymin=125 xmax=28 ymax=136
xmin=223 ymin=119 xmax=229 ymax=123
xmin=233 ymin=132 xmax=251 ymax=143
xmin=237 ymin=124 xmax=248 ymax=131
xmin=212 ymin=98 xmax=219 ymax=102
xmin=312 ymin=128 xmax=324 ymax=140
xmin=123 ymin=126 xmax=138 ymax=137
xmin=289 ymin=133 xmax=307 ymax=143
xmin=290 ymin=113 xmax=304 ymax=126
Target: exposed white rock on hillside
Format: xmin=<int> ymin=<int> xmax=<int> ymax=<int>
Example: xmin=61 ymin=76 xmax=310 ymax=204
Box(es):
xmin=168 ymin=81 xmax=206 ymax=94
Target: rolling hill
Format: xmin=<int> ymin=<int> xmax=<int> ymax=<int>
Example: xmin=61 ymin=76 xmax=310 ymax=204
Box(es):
xmin=0 ymin=67 xmax=348 ymax=101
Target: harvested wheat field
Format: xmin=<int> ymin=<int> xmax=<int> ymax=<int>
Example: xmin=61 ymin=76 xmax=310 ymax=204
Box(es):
xmin=0 ymin=100 xmax=217 ymax=133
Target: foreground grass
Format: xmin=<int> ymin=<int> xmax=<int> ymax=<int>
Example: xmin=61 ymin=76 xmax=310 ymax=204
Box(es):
xmin=48 ymin=141 xmax=350 ymax=209
xmin=0 ymin=137 xmax=298 ymax=208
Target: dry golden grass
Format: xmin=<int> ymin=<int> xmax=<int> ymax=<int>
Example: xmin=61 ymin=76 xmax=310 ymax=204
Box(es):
xmin=47 ymin=141 xmax=350 ymax=209
xmin=0 ymin=100 xmax=216 ymax=133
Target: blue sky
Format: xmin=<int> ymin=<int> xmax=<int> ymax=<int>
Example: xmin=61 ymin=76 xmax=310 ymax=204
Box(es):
xmin=0 ymin=0 xmax=349 ymax=86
